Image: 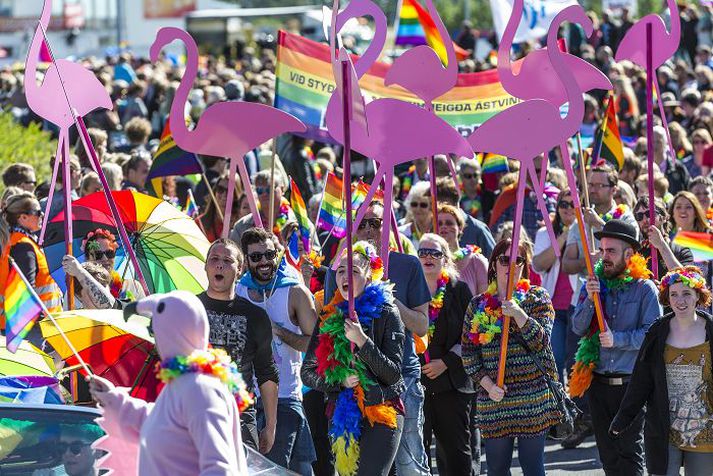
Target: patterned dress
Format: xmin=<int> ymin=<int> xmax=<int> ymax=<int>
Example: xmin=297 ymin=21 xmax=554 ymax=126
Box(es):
xmin=462 ymin=286 xmax=562 ymax=439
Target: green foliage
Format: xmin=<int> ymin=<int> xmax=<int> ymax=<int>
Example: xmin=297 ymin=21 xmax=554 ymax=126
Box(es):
xmin=0 ymin=111 xmax=55 ymax=191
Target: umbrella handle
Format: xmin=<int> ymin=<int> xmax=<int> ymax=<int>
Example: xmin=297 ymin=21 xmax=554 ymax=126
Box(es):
xmin=55 ymin=363 xmax=92 ymax=380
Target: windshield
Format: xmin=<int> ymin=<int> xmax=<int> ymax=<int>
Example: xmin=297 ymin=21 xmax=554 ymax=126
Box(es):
xmin=0 ymin=406 xmax=104 ymax=476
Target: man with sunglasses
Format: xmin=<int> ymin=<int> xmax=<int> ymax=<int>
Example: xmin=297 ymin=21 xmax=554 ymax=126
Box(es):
xmin=324 ymin=200 xmax=432 ymax=476
xmin=236 ymin=227 xmax=317 ymax=475
xmin=32 ymin=424 xmax=103 ymax=476
xmin=633 ymin=196 xmax=693 ymax=276
xmin=2 ymin=163 xmax=36 ymax=193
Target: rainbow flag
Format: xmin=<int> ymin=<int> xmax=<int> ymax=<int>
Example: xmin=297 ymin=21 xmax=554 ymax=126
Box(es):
xmin=592 ymin=93 xmax=625 ymax=170
xmin=479 ymin=153 xmax=509 ymax=174
xmin=673 ymin=231 xmax=713 ymax=262
xmin=3 ymin=261 xmax=44 ymax=353
xmin=394 ymin=0 xmax=469 ymax=63
xmin=148 ymin=120 xmax=203 ymax=180
xmin=275 ymin=30 xmax=519 ymax=141
xmin=290 ymin=178 xmax=312 ymax=253
xmin=185 ymin=188 xmax=199 ymax=217
xmin=316 ymin=174 xmax=378 ymax=238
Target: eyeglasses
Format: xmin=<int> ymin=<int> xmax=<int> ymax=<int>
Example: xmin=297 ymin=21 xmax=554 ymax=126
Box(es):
xmin=357 ymin=218 xmax=383 ymax=230
xmin=90 ymin=249 xmax=116 ymax=260
xmin=248 ymin=250 xmax=277 ymax=263
xmin=461 ymin=173 xmax=478 ymax=180
xmin=418 ymin=248 xmax=444 ymax=259
xmin=558 ymin=201 xmax=575 ymax=209
xmin=24 ymin=209 xmax=43 ymax=217
xmin=255 ymin=187 xmax=271 ymax=196
xmin=635 ymin=210 xmax=664 ymax=221
xmin=587 ymin=183 xmax=613 ymax=190
xmin=55 ymin=440 xmax=89 ymax=457
xmin=410 ymin=201 xmax=429 ymax=209
xmin=496 ymin=255 xmax=526 ymax=267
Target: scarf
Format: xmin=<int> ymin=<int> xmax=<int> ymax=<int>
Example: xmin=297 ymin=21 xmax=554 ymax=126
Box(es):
xmin=315 ymin=282 xmax=398 ymax=476
xmin=465 ymin=280 xmax=531 ymax=345
xmin=239 ymin=258 xmax=301 ymax=291
xmin=10 ymin=225 xmax=37 ymax=242
xmin=569 ymin=254 xmax=651 ymax=397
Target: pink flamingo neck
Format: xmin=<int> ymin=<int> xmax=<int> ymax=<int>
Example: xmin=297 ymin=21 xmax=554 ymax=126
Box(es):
xmin=163 ymin=29 xmax=197 ymax=147
xmin=426 ymin=0 xmax=456 ymax=77
xmin=666 ymin=0 xmax=680 ymax=48
xmin=498 ymin=0 xmax=523 ymax=88
xmin=24 ymin=0 xmax=52 ymax=111
xmin=335 ymin=0 xmax=387 ymax=79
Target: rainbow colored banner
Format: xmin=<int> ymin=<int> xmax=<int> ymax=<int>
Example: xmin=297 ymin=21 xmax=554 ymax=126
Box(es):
xmin=275 ymin=30 xmax=519 ymax=142
xmin=673 ymin=231 xmax=713 ymax=262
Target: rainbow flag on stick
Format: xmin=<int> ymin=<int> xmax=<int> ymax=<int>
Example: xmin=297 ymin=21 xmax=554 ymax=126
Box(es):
xmin=673 ymin=231 xmax=713 ymax=262
xmin=592 ymin=93 xmax=625 ymax=170
xmin=290 ymin=178 xmax=312 ymax=253
xmin=316 ymin=173 xmax=379 ymax=239
xmin=185 ymin=188 xmax=199 ymax=218
xmin=148 ymin=120 xmax=203 ymax=180
xmin=3 ymin=259 xmax=46 ymax=353
xmin=394 ymin=0 xmax=469 ymax=63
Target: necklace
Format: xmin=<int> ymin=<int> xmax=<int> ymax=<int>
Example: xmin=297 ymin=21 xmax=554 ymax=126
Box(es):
xmin=466 ymin=280 xmax=531 ymax=345
xmin=427 ymin=270 xmax=449 ymax=338
xmin=453 ymin=245 xmax=482 ymax=262
xmin=272 ymin=198 xmax=292 ymax=235
xmin=601 ymin=204 xmax=629 ymax=223
xmin=156 ymin=348 xmax=253 ymax=412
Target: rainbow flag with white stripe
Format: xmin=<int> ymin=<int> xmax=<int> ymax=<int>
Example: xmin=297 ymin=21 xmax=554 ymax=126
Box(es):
xmin=3 ymin=261 xmax=44 ymax=353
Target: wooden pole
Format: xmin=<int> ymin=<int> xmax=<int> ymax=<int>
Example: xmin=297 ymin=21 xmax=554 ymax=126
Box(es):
xmin=202 ymin=172 xmax=224 ymax=222
xmin=268 ymin=139 xmax=278 ymax=233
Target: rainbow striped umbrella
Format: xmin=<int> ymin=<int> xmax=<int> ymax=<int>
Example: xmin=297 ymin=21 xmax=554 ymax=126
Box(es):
xmin=0 ymin=336 xmax=56 ymax=377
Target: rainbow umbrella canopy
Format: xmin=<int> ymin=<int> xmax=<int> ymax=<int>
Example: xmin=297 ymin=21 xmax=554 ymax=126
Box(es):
xmin=43 ymin=190 xmax=209 ymax=295
xmin=0 ymin=336 xmax=55 ymax=377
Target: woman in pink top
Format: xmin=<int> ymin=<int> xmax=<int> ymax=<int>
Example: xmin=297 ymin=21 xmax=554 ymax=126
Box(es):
xmin=437 ymin=204 xmax=488 ymax=296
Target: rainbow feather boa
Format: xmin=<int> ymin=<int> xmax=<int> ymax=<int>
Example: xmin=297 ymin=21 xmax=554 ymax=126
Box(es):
xmin=466 ymin=280 xmax=530 ymax=345
xmin=315 ymin=282 xmax=398 ymax=476
xmin=453 ymin=245 xmax=482 ymax=262
xmin=569 ymin=254 xmax=651 ymax=397
xmin=156 ymin=348 xmax=253 ymax=412
xmin=428 ymin=270 xmax=449 ymax=338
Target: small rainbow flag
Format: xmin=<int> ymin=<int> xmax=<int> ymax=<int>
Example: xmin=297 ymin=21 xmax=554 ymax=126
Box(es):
xmin=148 ymin=120 xmax=203 ymax=180
xmin=185 ymin=188 xmax=199 ymax=217
xmin=3 ymin=260 xmax=45 ymax=353
xmin=672 ymin=231 xmax=713 ymax=262
xmin=286 ymin=232 xmax=301 ymax=270
xmin=394 ymin=0 xmax=469 ymax=64
xmin=290 ymin=178 xmax=312 ymax=253
xmin=316 ymin=174 xmax=379 ymax=239
xmin=479 ymin=153 xmax=509 ymax=174
xmin=592 ymin=92 xmax=625 ymax=170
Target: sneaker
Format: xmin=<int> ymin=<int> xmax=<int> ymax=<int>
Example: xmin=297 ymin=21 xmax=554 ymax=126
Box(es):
xmin=560 ymin=419 xmax=593 ymax=449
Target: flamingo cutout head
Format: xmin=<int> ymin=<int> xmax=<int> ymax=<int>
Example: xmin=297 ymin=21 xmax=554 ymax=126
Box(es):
xmin=615 ymin=0 xmax=680 ymax=68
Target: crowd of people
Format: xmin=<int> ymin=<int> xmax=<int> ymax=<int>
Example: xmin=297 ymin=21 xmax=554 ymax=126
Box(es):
xmin=1 ymin=4 xmax=713 ymax=476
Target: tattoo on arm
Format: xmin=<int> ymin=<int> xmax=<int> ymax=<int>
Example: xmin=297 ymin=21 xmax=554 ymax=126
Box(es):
xmin=78 ymin=273 xmax=115 ymax=308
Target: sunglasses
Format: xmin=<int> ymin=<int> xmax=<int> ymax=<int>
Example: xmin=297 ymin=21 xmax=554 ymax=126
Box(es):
xmin=89 ymin=249 xmax=116 ymax=260
xmin=418 ymin=248 xmax=444 ymax=259
xmin=55 ymin=440 xmax=89 ymax=457
xmin=410 ymin=201 xmax=429 ymax=209
xmin=634 ymin=210 xmax=665 ymax=221
xmin=558 ymin=201 xmax=575 ymax=209
xmin=24 ymin=209 xmax=43 ymax=217
xmin=461 ymin=173 xmax=478 ymax=180
xmin=255 ymin=187 xmax=271 ymax=196
xmin=496 ymin=255 xmax=526 ymax=267
xmin=248 ymin=250 xmax=277 ymax=263
xmin=357 ymin=218 xmax=383 ymax=230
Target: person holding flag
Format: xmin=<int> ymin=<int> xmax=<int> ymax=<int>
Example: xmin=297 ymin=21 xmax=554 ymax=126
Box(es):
xmin=0 ymin=192 xmax=62 ymax=343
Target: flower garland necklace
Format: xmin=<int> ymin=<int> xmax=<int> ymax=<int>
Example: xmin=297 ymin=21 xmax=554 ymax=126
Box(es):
xmin=453 ymin=245 xmax=482 ymax=263
xmin=569 ymin=254 xmax=651 ymax=398
xmin=157 ymin=348 xmax=254 ymax=413
xmin=427 ymin=270 xmax=449 ymax=338
xmin=273 ymin=198 xmax=292 ymax=235
xmin=314 ymin=282 xmax=397 ymax=476
xmin=601 ymin=204 xmax=629 ymax=223
xmin=466 ymin=279 xmax=531 ymax=346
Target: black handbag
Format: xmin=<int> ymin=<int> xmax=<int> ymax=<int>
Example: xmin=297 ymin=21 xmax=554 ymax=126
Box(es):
xmin=513 ymin=333 xmax=581 ymax=440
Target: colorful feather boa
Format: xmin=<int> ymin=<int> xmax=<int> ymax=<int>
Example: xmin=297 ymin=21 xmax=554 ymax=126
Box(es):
xmin=315 ymin=282 xmax=398 ymax=476
xmin=569 ymin=254 xmax=651 ymax=397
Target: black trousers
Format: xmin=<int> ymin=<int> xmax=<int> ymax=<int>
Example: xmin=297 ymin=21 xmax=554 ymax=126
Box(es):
xmin=588 ymin=379 xmax=645 ymax=476
xmin=303 ymin=389 xmax=335 ymax=476
xmin=241 ymin=407 xmax=259 ymax=451
xmin=358 ymin=414 xmax=404 ymax=476
xmin=423 ymin=389 xmax=473 ymax=476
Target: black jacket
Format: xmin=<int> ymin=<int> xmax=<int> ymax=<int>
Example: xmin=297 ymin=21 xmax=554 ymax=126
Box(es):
xmin=420 ymin=280 xmax=474 ymax=394
xmin=302 ymin=300 xmax=406 ymax=406
xmin=610 ymin=311 xmax=713 ymax=475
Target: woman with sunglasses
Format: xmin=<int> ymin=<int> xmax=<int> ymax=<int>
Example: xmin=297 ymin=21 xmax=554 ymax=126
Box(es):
xmin=436 ymin=203 xmax=488 ymax=296
xmin=416 ymin=233 xmax=475 ymax=475
xmin=532 ymin=189 xmax=578 ymax=384
xmin=398 ymin=181 xmax=433 ymax=250
xmin=0 ymin=192 xmax=62 ymax=331
xmin=682 ymin=128 xmax=712 ymax=178
xmin=462 ymin=238 xmax=561 ymax=476
xmin=195 ymin=171 xmax=243 ymax=243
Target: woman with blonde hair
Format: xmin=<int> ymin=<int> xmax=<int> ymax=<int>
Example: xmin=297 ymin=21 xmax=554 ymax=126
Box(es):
xmin=683 ymin=128 xmax=713 ymax=177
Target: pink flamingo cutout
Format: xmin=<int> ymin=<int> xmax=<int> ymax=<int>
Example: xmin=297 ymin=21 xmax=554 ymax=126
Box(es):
xmin=468 ymin=5 xmax=593 ymax=260
xmin=325 ymin=0 xmax=472 ymax=273
xmin=26 ymin=0 xmax=113 ymax=244
xmin=150 ymin=28 xmax=306 ymax=238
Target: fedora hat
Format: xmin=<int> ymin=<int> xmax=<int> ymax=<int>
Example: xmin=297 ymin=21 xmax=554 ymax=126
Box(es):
xmin=594 ymin=219 xmax=640 ymax=249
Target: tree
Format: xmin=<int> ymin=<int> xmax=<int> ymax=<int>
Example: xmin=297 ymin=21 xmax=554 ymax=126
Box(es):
xmin=0 ymin=112 xmax=55 ymax=191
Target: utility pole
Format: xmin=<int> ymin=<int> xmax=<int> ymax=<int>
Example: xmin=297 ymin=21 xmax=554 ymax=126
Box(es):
xmin=464 ymin=0 xmax=471 ymax=22
xmin=116 ymin=0 xmax=124 ymax=46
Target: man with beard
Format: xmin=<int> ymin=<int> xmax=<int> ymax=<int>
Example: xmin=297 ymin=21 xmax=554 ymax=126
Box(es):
xmin=571 ymin=219 xmax=661 ymax=476
xmin=633 ymin=196 xmax=693 ymax=276
xmin=197 ymin=238 xmax=279 ymax=454
xmin=324 ymin=200 xmax=432 ymax=476
xmin=237 ymin=227 xmax=317 ymax=475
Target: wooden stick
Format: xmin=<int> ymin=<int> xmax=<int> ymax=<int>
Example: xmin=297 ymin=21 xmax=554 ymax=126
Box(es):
xmin=268 ymin=139 xmax=278 ymax=232
xmin=577 ymin=133 xmax=595 ymax=252
xmin=61 ymin=130 xmax=74 ymax=310
xmin=202 ymin=172 xmax=224 ymax=222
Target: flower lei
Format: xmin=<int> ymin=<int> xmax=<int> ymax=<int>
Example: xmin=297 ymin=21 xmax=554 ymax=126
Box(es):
xmin=273 ymin=198 xmax=292 ymax=235
xmin=466 ymin=279 xmax=531 ymax=346
xmin=109 ymin=271 xmax=122 ymax=299
xmin=660 ymin=269 xmax=707 ymax=291
xmin=157 ymin=348 xmax=253 ymax=413
xmin=300 ymin=249 xmax=325 ymax=269
xmin=315 ymin=282 xmax=397 ymax=476
xmin=428 ymin=270 xmax=449 ymax=338
xmin=569 ymin=254 xmax=651 ymax=398
xmin=601 ymin=204 xmax=629 ymax=223
xmin=453 ymin=245 xmax=482 ymax=263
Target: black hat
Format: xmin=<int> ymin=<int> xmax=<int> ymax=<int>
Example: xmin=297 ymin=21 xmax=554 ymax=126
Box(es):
xmin=594 ymin=219 xmax=640 ymax=249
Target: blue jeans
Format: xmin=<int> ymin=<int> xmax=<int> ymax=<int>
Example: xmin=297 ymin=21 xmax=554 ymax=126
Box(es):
xmin=484 ymin=434 xmax=546 ymax=476
xmin=257 ymin=397 xmax=316 ymax=476
xmin=552 ymin=307 xmax=571 ymax=384
xmin=395 ymin=376 xmax=430 ymax=476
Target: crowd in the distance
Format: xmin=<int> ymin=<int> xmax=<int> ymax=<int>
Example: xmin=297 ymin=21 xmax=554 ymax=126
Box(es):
xmin=2 ymin=4 xmax=713 ymax=475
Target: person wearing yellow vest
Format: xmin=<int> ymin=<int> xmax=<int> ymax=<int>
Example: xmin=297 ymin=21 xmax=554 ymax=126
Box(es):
xmin=0 ymin=192 xmax=63 ymax=336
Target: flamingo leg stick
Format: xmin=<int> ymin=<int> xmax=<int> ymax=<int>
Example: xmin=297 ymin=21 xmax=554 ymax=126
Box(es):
xmin=61 ymin=129 xmax=74 ymax=310
xmin=222 ymin=158 xmax=238 ymax=238
xmin=645 ymin=24 xmax=658 ymax=280
xmin=380 ymin=172 xmax=395 ymax=279
xmin=428 ymin=155 xmax=439 ymax=234
xmin=268 ymin=139 xmax=278 ymax=232
xmin=652 ymin=75 xmax=679 ymax=189
xmin=202 ymin=173 xmax=224 ymax=222
xmin=576 ymin=133 xmax=596 ymax=251
xmin=525 ymin=160 xmax=560 ymax=257
xmin=341 ymin=59 xmax=357 ymax=324
xmin=539 ymin=154 xmax=549 ymax=190
xmin=38 ymin=133 xmax=63 ymax=245
xmin=380 ymin=173 xmax=404 ymax=255
xmin=561 ymin=140 xmax=606 ymax=332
